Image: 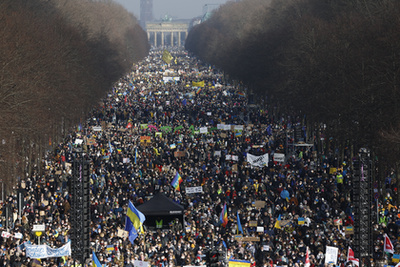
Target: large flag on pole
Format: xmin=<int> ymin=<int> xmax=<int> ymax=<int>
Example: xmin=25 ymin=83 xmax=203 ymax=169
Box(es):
xmin=125 ymin=201 xmax=146 ymax=244
xmin=134 ymin=147 xmax=138 ymax=164
xmin=347 ymin=247 xmax=359 ymax=266
xmin=171 ymin=172 xmax=183 ymax=191
xmin=274 ymin=214 xmax=281 ymax=229
xmin=162 ymin=49 xmax=173 ymax=64
xmin=220 ymin=203 xmax=228 ymax=227
xmin=92 ymin=251 xmax=102 ymax=267
xmin=236 ymin=211 xmax=243 ymax=234
xmin=384 ymin=234 xmax=395 ymax=254
xmin=305 ymin=247 xmax=310 ymax=267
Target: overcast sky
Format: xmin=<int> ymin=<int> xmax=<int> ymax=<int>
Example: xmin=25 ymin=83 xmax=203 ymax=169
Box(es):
xmin=113 ymin=0 xmax=230 ymax=20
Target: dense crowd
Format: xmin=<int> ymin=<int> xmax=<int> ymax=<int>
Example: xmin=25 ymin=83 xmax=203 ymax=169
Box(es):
xmin=0 ymin=49 xmax=398 ymax=267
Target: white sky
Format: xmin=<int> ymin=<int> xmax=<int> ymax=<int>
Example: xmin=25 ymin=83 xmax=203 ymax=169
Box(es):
xmin=113 ymin=0 xmax=230 ymax=20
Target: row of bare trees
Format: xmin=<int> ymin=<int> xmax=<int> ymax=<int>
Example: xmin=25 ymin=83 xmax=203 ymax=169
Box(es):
xmin=0 ymin=0 xmax=149 ymax=192
xmin=186 ymin=0 xmax=400 ymax=184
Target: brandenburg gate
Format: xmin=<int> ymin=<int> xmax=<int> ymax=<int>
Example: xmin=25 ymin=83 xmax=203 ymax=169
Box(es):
xmin=146 ymin=22 xmax=189 ymax=47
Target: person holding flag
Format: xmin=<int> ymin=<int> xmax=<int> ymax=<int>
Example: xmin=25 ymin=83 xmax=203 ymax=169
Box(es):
xmin=347 ymin=247 xmax=359 ymax=266
xmin=236 ymin=211 xmax=243 ymax=234
xmin=171 ymin=171 xmax=183 ymax=191
xmin=125 ymin=200 xmax=146 ymax=244
xmin=384 ymin=233 xmax=395 ymax=254
xmin=92 ymin=251 xmax=103 ymax=267
xmin=134 ymin=147 xmax=138 ymax=164
xmin=274 ymin=214 xmax=281 ymax=229
xmin=305 ymin=247 xmax=310 ymax=267
xmin=220 ymin=203 xmax=228 ymax=227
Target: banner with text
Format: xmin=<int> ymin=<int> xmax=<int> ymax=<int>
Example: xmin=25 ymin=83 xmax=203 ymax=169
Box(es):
xmin=247 ymin=153 xmax=269 ymax=168
xmin=25 ymin=242 xmax=71 ymax=259
xmin=185 ymin=186 xmax=203 ymax=194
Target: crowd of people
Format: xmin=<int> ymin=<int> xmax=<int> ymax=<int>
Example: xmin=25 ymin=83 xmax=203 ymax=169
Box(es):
xmin=0 ymin=49 xmax=398 ymax=267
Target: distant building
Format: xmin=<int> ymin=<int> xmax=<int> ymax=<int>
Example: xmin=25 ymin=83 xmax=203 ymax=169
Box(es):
xmin=146 ymin=21 xmax=189 ymax=47
xmin=140 ymin=0 xmax=153 ymax=29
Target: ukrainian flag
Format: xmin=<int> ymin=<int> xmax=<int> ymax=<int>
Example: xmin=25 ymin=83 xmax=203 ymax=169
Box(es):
xmin=274 ymin=214 xmax=281 ymax=229
xmin=237 ymin=211 xmax=243 ymax=234
xmin=134 ymin=148 xmax=138 ymax=164
xmin=125 ymin=201 xmax=146 ymax=244
xmin=92 ymin=251 xmax=102 ymax=267
xmin=393 ymin=254 xmax=400 ymax=263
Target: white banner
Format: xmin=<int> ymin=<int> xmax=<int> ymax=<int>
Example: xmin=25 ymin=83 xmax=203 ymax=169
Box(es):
xmin=14 ymin=233 xmax=23 ymax=239
xmin=223 ymin=124 xmax=231 ymax=131
xmin=134 ymin=260 xmax=149 ymax=267
xmin=234 ymin=125 xmax=244 ymax=131
xmin=273 ymin=153 xmax=285 ymax=163
xmin=162 ymin=77 xmax=180 ymax=82
xmin=247 ymin=153 xmax=269 ymax=168
xmin=1 ymin=231 xmax=11 ymax=238
xmin=226 ymin=155 xmax=238 ymax=161
xmin=25 ymin=242 xmax=71 ymax=259
xmin=325 ymin=246 xmax=338 ymax=265
xmin=200 ymin=127 xmax=208 ymax=134
xmin=74 ymin=139 xmax=83 ymax=145
xmin=185 ymin=186 xmax=203 ymax=194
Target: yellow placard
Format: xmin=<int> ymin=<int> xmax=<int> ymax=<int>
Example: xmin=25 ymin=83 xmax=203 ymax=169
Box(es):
xmin=249 ymin=221 xmax=257 ymax=227
xmin=229 ymin=260 xmax=251 ymax=267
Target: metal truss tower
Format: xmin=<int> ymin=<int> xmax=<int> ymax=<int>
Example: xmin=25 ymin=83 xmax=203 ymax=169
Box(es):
xmin=353 ymin=148 xmax=373 ymax=266
xmin=70 ymin=154 xmax=90 ymax=265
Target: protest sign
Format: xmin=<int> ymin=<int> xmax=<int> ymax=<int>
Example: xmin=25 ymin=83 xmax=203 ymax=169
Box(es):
xmin=134 ymin=260 xmax=149 ymax=267
xmin=247 ymin=153 xmax=269 ymax=168
xmin=200 ymin=127 xmax=208 ymax=134
xmin=25 ymin=242 xmax=71 ymax=259
xmin=325 ymin=246 xmax=338 ymax=265
xmin=140 ymin=136 xmax=151 ymax=144
xmin=273 ymin=153 xmax=285 ymax=163
xmin=229 ymin=260 xmax=250 ymax=267
xmin=254 ymin=201 xmax=266 ymax=209
xmin=249 ymin=221 xmax=257 ymax=227
xmin=185 ymin=186 xmax=203 ymax=194
xmin=174 ymin=151 xmax=185 ymax=158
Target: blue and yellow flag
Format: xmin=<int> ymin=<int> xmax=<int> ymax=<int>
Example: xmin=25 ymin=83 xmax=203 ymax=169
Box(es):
xmin=92 ymin=251 xmax=102 ymax=267
xmin=274 ymin=214 xmax=281 ymax=229
xmin=134 ymin=148 xmax=138 ymax=164
xmin=393 ymin=254 xmax=400 ymax=263
xmin=125 ymin=201 xmax=146 ymax=244
xmin=237 ymin=211 xmax=243 ymax=234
